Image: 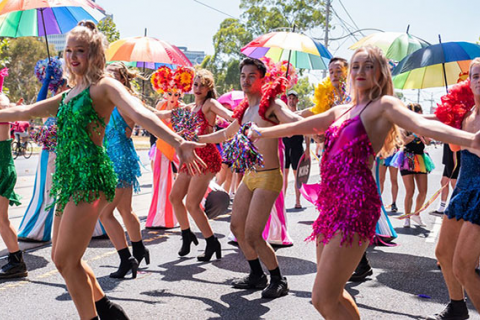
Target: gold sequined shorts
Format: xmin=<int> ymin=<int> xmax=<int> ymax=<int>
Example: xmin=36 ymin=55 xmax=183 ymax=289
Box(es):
xmin=242 ymin=168 xmax=283 ymax=193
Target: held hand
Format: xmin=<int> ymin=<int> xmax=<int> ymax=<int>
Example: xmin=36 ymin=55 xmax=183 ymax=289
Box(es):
xmin=247 ymin=123 xmax=262 ymax=142
xmin=176 ymin=140 xmax=207 ymax=175
xmin=473 ymin=131 xmax=480 ymax=150
xmin=45 ymin=65 xmax=54 ymax=81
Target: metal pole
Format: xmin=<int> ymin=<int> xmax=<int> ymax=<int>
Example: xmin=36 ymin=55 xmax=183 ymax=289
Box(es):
xmin=323 ymin=0 xmax=330 ymax=78
xmin=285 ymin=25 xmax=296 ymax=79
xmin=142 ymin=28 xmax=147 ymax=98
xmin=439 ymin=35 xmax=449 ymax=93
xmin=40 ymin=9 xmax=52 ymax=62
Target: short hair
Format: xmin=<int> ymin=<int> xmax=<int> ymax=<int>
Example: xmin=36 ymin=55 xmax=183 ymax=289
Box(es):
xmin=329 ymin=57 xmax=349 ymax=69
xmin=239 ymin=57 xmax=267 ymax=78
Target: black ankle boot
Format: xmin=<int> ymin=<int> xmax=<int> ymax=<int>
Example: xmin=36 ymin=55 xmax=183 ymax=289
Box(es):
xmin=95 ymin=295 xmax=130 ymax=320
xmin=197 ymin=236 xmax=221 ymax=262
xmin=349 ymin=252 xmax=372 ymax=282
xmin=132 ymin=241 xmax=150 ymax=266
xmin=0 ymin=250 xmax=28 ymax=279
xmin=178 ymin=229 xmax=199 ymax=257
xmin=110 ymin=248 xmax=139 ymax=279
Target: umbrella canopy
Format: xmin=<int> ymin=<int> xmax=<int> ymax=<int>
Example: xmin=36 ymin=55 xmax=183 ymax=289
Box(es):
xmin=349 ymin=32 xmax=430 ymax=62
xmin=106 ymin=37 xmax=192 ymax=69
xmin=392 ymin=41 xmax=480 ymax=90
xmin=0 ymin=5 xmax=104 ymax=37
xmin=0 ymin=0 xmax=102 ymax=14
xmin=217 ymin=90 xmax=244 ymax=109
xmin=241 ymin=31 xmax=332 ymax=70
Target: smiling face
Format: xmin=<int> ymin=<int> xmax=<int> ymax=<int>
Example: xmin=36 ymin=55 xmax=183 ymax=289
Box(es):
xmin=240 ymin=64 xmax=264 ymax=95
xmin=65 ymin=36 xmax=89 ymax=77
xmin=193 ymin=76 xmax=209 ymax=101
xmin=350 ymin=50 xmax=380 ymax=93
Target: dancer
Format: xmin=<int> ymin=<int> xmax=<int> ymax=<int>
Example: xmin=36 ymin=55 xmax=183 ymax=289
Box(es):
xmin=429 ymin=143 xmax=461 ymax=217
xmin=248 ymin=46 xmax=480 ymax=318
xmin=199 ymin=58 xmax=303 ymax=299
xmin=0 ymin=89 xmax=27 ymax=279
xmin=283 ymin=90 xmax=310 ymax=209
xmin=0 ymin=21 xmax=204 ymax=319
xmin=18 ymin=63 xmax=67 ymax=242
xmin=427 ymin=60 xmax=480 ymax=320
xmin=391 ymin=103 xmax=433 ymax=227
xmin=378 ymin=151 xmax=399 ymax=212
xmin=169 ymin=68 xmax=232 ymax=261
xmin=98 ymin=62 xmax=149 ymax=279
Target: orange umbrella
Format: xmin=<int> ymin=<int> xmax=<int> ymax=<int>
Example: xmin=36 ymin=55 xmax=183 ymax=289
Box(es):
xmin=106 ymin=36 xmax=192 ymax=69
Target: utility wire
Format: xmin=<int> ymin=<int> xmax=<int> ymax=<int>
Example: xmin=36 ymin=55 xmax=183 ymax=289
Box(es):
xmin=336 ymin=0 xmax=364 ymax=37
xmin=193 ymin=0 xmax=237 ymax=19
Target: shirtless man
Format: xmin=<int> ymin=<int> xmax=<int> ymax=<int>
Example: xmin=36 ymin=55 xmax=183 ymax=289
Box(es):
xmin=199 ymin=58 xmax=302 ymax=299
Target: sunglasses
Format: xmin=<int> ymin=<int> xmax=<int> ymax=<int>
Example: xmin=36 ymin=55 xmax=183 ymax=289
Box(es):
xmin=168 ymin=92 xmax=180 ymax=97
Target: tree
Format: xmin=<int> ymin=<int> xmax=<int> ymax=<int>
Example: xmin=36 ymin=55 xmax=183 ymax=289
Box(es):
xmin=209 ymin=0 xmax=326 ymax=94
xmin=97 ymin=17 xmax=120 ymax=44
xmin=291 ymin=77 xmax=315 ymax=110
xmin=0 ymin=38 xmax=53 ymax=103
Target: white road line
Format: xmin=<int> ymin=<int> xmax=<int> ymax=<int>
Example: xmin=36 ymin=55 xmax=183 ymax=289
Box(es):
xmin=426 ymin=216 xmax=443 ymax=243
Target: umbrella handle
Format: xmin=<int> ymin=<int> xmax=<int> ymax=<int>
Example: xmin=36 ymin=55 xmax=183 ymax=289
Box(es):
xmin=40 ymin=9 xmax=51 ymax=62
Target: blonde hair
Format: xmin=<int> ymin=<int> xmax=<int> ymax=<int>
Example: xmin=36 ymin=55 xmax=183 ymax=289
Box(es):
xmin=350 ymin=46 xmax=399 ymax=156
xmin=194 ymin=68 xmax=217 ymax=101
xmin=107 ymin=62 xmax=146 ymax=96
xmin=64 ymin=20 xmax=108 ymax=88
xmin=469 ymin=57 xmax=480 ymax=77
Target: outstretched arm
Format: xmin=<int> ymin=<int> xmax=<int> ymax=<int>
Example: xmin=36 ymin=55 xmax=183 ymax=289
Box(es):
xmin=37 ymin=65 xmax=54 ymax=102
xmin=199 ymin=119 xmax=241 ymax=144
xmin=207 ymin=99 xmax=233 ymax=121
xmin=0 ymin=94 xmax=61 ymax=121
xmin=383 ymin=96 xmax=475 ymax=148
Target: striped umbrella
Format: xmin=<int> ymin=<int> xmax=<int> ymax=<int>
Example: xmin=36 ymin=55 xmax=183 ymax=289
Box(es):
xmin=241 ymin=31 xmax=332 ymax=70
xmin=392 ymin=41 xmax=480 ymax=91
xmin=0 ymin=0 xmax=105 ymax=58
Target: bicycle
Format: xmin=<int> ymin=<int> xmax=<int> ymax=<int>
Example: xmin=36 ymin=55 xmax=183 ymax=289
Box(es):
xmin=11 ymin=137 xmax=33 ymax=159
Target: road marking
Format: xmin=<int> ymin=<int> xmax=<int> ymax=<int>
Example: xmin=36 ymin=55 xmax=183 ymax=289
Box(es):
xmin=426 ymin=217 xmax=443 ymax=243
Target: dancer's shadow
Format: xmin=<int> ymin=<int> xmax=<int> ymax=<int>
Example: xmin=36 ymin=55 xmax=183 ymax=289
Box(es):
xmin=0 ymin=253 xmax=50 ymax=281
xmin=296 ymin=220 xmax=315 ymax=226
xmin=394 ymin=225 xmax=430 ymax=238
xmin=154 ymin=259 xmax=231 ymax=286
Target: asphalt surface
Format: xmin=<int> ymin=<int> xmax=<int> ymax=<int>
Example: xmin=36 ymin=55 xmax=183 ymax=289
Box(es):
xmin=1 ymin=146 xmax=479 ymax=320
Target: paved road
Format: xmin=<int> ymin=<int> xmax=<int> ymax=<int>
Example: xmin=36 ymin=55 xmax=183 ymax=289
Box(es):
xmin=1 ymin=146 xmax=479 ymax=319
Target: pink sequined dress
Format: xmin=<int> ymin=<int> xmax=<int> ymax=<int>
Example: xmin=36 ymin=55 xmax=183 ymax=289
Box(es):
xmin=310 ymin=103 xmax=381 ymax=245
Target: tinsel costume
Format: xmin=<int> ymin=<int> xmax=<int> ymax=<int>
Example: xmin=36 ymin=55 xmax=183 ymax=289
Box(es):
xmin=445 ymin=150 xmax=480 ymax=225
xmin=0 ymin=139 xmax=21 ymax=206
xmin=49 ymin=88 xmax=117 ymax=214
xmin=390 ymin=137 xmax=435 ymax=175
xmin=308 ymin=102 xmax=381 ymax=245
xmin=105 ymin=107 xmax=141 ymax=192
xmin=180 ymin=107 xmax=222 ymax=174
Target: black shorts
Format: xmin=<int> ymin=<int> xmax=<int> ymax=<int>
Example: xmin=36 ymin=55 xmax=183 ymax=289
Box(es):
xmin=400 ymin=170 xmax=427 ymax=177
xmin=442 ymin=149 xmax=461 ymax=179
xmin=285 ymin=145 xmax=303 ymax=170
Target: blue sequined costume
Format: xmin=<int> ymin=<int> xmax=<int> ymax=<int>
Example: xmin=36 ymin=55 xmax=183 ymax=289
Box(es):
xmin=105 ymin=107 xmax=141 ymax=192
xmin=445 ymin=150 xmax=480 ymax=225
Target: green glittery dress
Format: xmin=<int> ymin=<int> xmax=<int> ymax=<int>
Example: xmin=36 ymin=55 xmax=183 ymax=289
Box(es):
xmin=49 ymin=88 xmax=117 ymax=213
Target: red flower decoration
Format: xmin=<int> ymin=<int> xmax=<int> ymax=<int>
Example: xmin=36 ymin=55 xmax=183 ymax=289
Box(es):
xmin=435 ymin=79 xmax=474 ymax=129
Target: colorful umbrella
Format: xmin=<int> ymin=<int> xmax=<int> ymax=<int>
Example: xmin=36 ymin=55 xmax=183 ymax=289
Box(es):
xmin=217 ymin=90 xmax=244 ymax=109
xmin=106 ymin=36 xmax=192 ymax=69
xmin=349 ymin=31 xmax=430 ymax=62
xmin=392 ymin=41 xmax=480 ymax=90
xmin=241 ymin=31 xmax=332 ymax=70
xmin=0 ymin=0 xmax=105 ymax=58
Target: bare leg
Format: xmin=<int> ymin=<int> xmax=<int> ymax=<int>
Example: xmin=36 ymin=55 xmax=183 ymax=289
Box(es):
xmin=52 ymin=196 xmax=109 ymax=319
xmin=292 ymin=169 xmax=301 ymax=206
xmin=402 ymin=174 xmax=415 ymax=214
xmin=389 ymin=167 xmax=399 ymax=204
xmin=311 ymin=233 xmax=366 ymax=319
xmin=413 ymin=174 xmax=428 ymax=213
xmin=436 ymin=216 xmax=464 ymax=301
xmin=378 ymin=164 xmax=387 ymax=194
xmin=230 ymin=183 xmax=254 ymax=259
xmin=283 ymin=168 xmax=290 ymax=194
xmin=185 ymin=172 xmax=216 ymax=238
xmin=440 ymin=176 xmax=450 ymax=202
xmin=0 ymin=196 xmax=20 ymax=253
xmin=116 ymin=187 xmax=141 ymax=242
xmin=453 ymin=222 xmax=480 ymax=312
xmin=223 ymin=168 xmax=233 ymax=195
xmin=99 ymin=189 xmax=128 ymax=251
xmin=169 ymin=172 xmax=192 ymax=231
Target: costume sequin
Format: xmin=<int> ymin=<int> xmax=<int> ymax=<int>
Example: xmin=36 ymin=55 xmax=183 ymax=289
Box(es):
xmin=309 ymin=107 xmax=381 ymax=246
xmin=49 ymin=88 xmax=117 ymax=213
xmin=105 ymin=107 xmax=141 ymax=192
xmin=181 ymin=107 xmax=221 ymax=174
xmin=445 ymin=150 xmax=480 ymax=225
xmin=0 ymin=139 xmax=21 ymax=206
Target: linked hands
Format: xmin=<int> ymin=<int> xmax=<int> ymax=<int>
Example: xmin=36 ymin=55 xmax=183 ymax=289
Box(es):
xmin=176 ymin=140 xmax=207 ymax=175
xmin=247 ymin=123 xmax=262 ymax=142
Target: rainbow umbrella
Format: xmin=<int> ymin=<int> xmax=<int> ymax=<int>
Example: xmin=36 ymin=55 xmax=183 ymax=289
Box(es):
xmin=241 ymin=31 xmax=332 ymax=70
xmin=349 ymin=31 xmax=430 ymax=62
xmin=106 ymin=36 xmax=192 ymax=69
xmin=0 ymin=0 xmax=105 ymax=58
xmin=392 ymin=41 xmax=480 ymax=91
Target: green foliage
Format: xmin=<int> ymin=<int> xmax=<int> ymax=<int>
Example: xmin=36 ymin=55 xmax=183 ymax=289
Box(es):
xmin=97 ymin=17 xmax=120 ymax=44
xmin=209 ymin=0 xmax=326 ymax=95
xmin=0 ymin=37 xmax=53 ymax=103
xmin=291 ymin=77 xmax=314 ymax=110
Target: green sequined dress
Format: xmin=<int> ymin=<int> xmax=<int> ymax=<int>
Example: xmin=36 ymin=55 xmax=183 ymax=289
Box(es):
xmin=49 ymin=88 xmax=117 ymax=213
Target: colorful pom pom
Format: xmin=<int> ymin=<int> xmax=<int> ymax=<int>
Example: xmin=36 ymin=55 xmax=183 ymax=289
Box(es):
xmin=34 ymin=57 xmax=64 ymax=93
xmin=30 ymin=124 xmax=57 ymax=152
xmin=171 ymin=108 xmax=201 ymax=141
xmin=222 ymin=122 xmax=264 ymax=172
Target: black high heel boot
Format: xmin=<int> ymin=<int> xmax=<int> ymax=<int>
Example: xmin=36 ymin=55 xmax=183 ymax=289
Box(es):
xmin=197 ymin=236 xmax=221 ymax=262
xmin=132 ymin=241 xmax=150 ymax=266
xmin=178 ymin=228 xmax=199 ymax=256
xmin=95 ymin=295 xmax=130 ymax=320
xmin=110 ymin=248 xmax=139 ymax=279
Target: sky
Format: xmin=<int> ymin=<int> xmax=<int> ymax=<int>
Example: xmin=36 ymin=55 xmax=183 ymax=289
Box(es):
xmin=96 ymin=0 xmax=480 ymax=110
